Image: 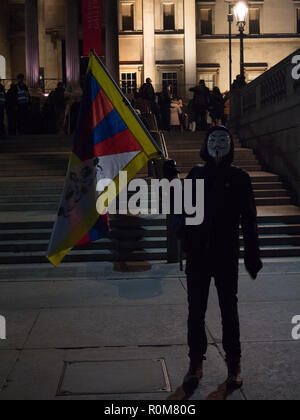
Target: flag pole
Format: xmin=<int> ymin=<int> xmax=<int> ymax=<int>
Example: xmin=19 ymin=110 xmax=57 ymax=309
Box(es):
xmin=90 ymin=49 xmax=163 ymax=156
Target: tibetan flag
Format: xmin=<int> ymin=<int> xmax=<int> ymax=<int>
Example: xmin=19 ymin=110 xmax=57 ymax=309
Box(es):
xmin=47 ymin=51 xmax=161 ymax=266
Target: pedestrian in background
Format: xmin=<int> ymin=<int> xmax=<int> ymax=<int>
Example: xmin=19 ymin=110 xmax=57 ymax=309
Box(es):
xmin=139 ymin=77 xmax=161 ymax=128
xmin=170 ymin=99 xmax=182 ymax=131
xmin=189 ymin=80 xmax=211 ymax=130
xmin=159 ymin=84 xmax=172 ymax=131
xmin=0 ymin=79 xmax=6 ymax=138
xmin=210 ymin=87 xmax=225 ymax=126
xmin=6 ymin=84 xmax=17 ymax=135
xmin=13 ymin=74 xmax=30 ymax=135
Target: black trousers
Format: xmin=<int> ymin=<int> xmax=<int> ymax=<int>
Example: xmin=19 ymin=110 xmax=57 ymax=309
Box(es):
xmin=17 ymin=104 xmax=29 ymax=134
xmin=186 ymin=271 xmax=241 ymax=364
xmin=0 ymin=106 xmax=5 ymax=137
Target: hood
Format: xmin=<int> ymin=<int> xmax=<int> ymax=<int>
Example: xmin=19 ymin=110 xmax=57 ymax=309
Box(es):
xmin=200 ymin=126 xmax=235 ymax=170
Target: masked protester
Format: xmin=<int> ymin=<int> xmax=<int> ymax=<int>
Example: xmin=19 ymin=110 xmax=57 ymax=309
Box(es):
xmin=164 ymin=126 xmax=263 ymax=393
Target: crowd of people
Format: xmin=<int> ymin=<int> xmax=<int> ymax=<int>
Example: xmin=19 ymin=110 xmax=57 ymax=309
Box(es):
xmin=131 ymin=78 xmax=231 ymax=133
xmin=0 ymin=73 xmax=31 ymax=138
xmin=0 ymin=74 xmax=234 ymax=139
xmin=0 ymin=75 xmax=76 ymax=138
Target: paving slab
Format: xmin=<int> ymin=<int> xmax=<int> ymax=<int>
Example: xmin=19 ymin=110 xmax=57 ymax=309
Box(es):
xmin=25 ymin=304 xmax=188 ymax=349
xmin=0 ymin=349 xmax=66 ymax=400
xmin=207 ymin=273 xmax=300 ymax=303
xmin=206 ymin=299 xmax=300 ymax=343
xmin=0 ymin=311 xmax=39 ymax=350
xmin=0 ymin=278 xmax=186 ymax=310
xmin=0 ymin=262 xmax=183 ymax=282
xmin=0 ymin=350 xmax=19 ymax=390
xmin=0 ymin=345 xmax=242 ymax=400
xmin=241 ymin=341 xmax=300 ymax=400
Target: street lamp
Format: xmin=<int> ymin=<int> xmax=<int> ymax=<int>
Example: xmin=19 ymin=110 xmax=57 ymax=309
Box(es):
xmin=233 ymin=0 xmax=248 ymax=85
xmin=225 ymin=1 xmax=234 ymax=90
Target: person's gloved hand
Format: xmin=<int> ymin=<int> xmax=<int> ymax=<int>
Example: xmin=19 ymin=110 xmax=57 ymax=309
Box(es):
xmin=163 ymin=159 xmax=180 ymax=181
xmin=245 ymin=258 xmax=263 ymax=280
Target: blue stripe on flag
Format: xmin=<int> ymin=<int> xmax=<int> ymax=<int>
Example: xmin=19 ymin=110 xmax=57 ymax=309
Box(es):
xmin=93 ymin=109 xmax=128 ymax=146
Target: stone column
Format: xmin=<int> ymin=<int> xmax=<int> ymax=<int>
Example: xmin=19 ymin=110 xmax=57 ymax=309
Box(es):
xmin=143 ymin=0 xmax=156 ymax=86
xmin=104 ymin=0 xmax=119 ymax=84
xmin=0 ymin=0 xmax=11 ymax=79
xmin=25 ymin=0 xmax=40 ymax=91
xmin=184 ymin=0 xmax=197 ymax=98
xmin=65 ymin=0 xmax=80 ymax=93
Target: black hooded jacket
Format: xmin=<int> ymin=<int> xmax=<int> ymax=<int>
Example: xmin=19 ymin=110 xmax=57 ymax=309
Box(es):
xmin=182 ymin=126 xmax=261 ymax=278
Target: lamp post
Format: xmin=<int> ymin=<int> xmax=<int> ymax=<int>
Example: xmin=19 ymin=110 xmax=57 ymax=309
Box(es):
xmin=233 ymin=1 xmax=248 ymax=85
xmin=225 ymin=1 xmax=234 ymax=91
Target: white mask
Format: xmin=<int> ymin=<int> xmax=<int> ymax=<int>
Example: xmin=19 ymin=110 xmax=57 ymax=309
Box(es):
xmin=207 ymin=130 xmax=231 ymax=164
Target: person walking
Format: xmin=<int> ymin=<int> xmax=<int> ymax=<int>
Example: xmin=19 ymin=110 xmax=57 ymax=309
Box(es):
xmin=159 ymin=84 xmax=172 ymax=131
xmin=0 ymin=80 xmax=6 ymax=138
xmin=170 ymin=99 xmax=182 ymax=131
xmin=49 ymin=82 xmax=66 ymax=133
xmin=139 ymin=78 xmax=161 ymax=128
xmin=5 ymin=84 xmax=17 ymax=135
xmin=190 ymin=80 xmax=211 ymax=130
xmin=13 ymin=73 xmax=30 ymax=134
xmin=210 ymin=87 xmax=225 ymax=126
xmin=164 ymin=126 xmax=263 ymax=397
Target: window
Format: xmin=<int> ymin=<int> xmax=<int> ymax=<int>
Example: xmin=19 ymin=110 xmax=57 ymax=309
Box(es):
xmin=297 ymin=9 xmax=300 ymax=34
xmin=163 ymin=4 xmax=175 ymax=30
xmin=197 ymin=73 xmax=215 ymax=90
xmin=162 ymin=72 xmax=178 ymax=97
xmin=249 ymin=8 xmax=260 ymax=35
xmin=121 ymin=73 xmax=137 ymax=94
xmin=121 ymin=3 xmax=134 ymax=31
xmin=198 ymin=9 xmax=213 ymax=35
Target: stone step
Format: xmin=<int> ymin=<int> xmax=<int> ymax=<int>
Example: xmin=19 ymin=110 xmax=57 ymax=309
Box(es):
xmin=252 ymin=182 xmax=285 ymax=190
xmin=2 ymin=233 xmax=300 ymax=253
xmin=258 ymin=224 xmax=300 ymax=235
xmin=0 ymin=197 xmax=292 ymax=211
xmin=0 ymin=227 xmax=168 ymax=241
xmin=255 ymin=197 xmax=292 ymax=206
xmin=178 ymin=165 xmax=262 ymax=172
xmin=0 ymin=245 xmax=300 ymax=265
xmin=0 ymin=170 xmax=67 ymax=177
xmin=0 ymin=212 xmax=300 ymax=232
xmin=0 ymin=187 xmax=289 ymax=204
xmin=254 ymin=189 xmax=289 ymax=198
xmin=0 ymin=237 xmax=169 ymax=253
xmin=2 ymin=224 xmax=300 ymax=242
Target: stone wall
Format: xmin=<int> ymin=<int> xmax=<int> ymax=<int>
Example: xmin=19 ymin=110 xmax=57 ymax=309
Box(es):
xmin=230 ymin=49 xmax=300 ymax=207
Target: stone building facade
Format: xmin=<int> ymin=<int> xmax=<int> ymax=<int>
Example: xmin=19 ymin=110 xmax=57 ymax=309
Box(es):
xmin=0 ymin=0 xmax=300 ymax=97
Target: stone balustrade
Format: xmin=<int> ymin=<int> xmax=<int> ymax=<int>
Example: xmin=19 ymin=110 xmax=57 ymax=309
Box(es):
xmin=230 ymin=48 xmax=300 ymax=207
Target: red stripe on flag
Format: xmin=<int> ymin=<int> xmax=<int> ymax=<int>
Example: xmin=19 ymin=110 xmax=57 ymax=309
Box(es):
xmin=92 ymin=89 xmax=114 ymax=129
xmin=77 ymin=233 xmax=90 ymax=246
xmin=94 ymin=129 xmax=143 ymax=157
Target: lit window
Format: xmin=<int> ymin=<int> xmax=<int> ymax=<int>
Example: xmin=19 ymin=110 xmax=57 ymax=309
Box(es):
xmin=121 ymin=73 xmax=137 ymax=94
xmin=163 ymin=4 xmax=175 ymax=31
xmin=121 ymin=3 xmax=134 ymax=31
xmin=297 ymin=9 xmax=300 ymax=34
xmin=162 ymin=72 xmax=178 ymax=97
xmin=198 ymin=9 xmax=213 ymax=35
xmin=249 ymin=8 xmax=260 ymax=35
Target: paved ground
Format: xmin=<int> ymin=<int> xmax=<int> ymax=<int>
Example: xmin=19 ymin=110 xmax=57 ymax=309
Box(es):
xmin=0 ymin=258 xmax=300 ymax=400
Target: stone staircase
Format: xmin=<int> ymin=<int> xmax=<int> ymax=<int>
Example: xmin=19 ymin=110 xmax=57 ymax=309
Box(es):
xmin=0 ymin=133 xmax=300 ymax=265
